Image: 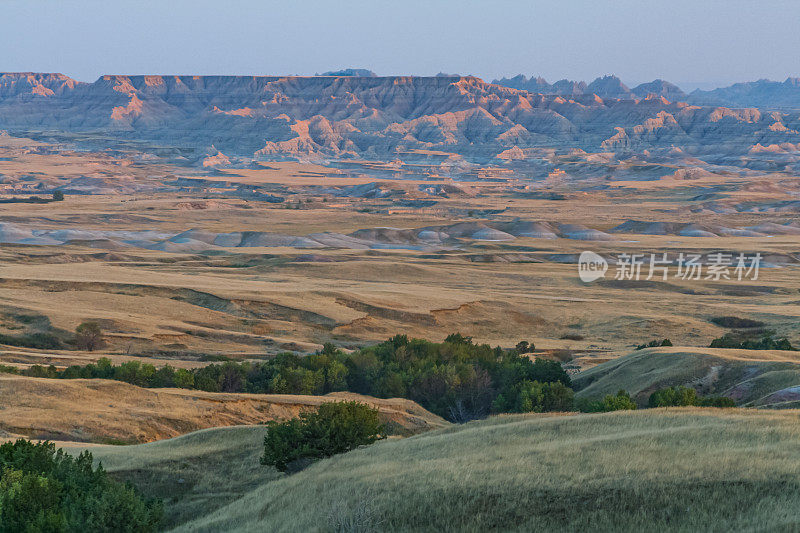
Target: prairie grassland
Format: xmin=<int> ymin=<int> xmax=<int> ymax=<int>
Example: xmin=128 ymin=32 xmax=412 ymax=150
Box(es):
xmin=2 ymin=138 xmax=800 ymax=359
xmin=2 ymin=237 xmax=800 ymax=360
xmin=77 ymin=408 xmax=800 ymax=532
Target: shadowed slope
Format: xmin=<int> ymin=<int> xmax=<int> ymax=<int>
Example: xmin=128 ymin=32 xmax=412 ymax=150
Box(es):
xmin=65 ymin=426 xmax=270 ymax=530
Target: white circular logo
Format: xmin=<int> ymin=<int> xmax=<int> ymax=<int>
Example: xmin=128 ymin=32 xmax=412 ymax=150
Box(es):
xmin=578 ymin=251 xmax=608 ymax=282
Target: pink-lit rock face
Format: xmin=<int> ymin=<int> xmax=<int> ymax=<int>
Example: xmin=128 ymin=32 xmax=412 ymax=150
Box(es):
xmin=0 ymin=73 xmax=799 ymax=165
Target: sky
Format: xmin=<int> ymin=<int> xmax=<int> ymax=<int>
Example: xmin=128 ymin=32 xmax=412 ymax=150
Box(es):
xmin=3 ymin=0 xmax=799 ymax=91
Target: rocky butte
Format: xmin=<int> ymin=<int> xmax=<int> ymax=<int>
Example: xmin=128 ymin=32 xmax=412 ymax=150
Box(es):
xmin=0 ymin=72 xmax=799 ymax=165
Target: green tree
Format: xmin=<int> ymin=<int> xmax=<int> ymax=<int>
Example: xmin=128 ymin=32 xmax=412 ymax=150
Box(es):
xmin=649 ymin=386 xmax=735 ymax=408
xmin=0 ymin=469 xmax=66 ymax=532
xmin=174 ymin=368 xmax=195 ymax=388
xmin=261 ymin=401 xmax=385 ymax=472
xmin=492 ymin=380 xmax=574 ymax=413
xmin=649 ymin=386 xmax=698 ymax=407
xmin=698 ymin=396 xmax=736 ymax=407
xmin=577 ymin=390 xmax=637 ymax=412
xmin=0 ymin=439 xmax=162 ymax=531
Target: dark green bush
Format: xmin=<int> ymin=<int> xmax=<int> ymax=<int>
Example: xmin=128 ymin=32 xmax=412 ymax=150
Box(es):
xmin=697 ymin=396 xmax=736 ymax=408
xmin=261 ymin=401 xmax=385 ymax=472
xmin=649 ymin=386 xmax=699 ymax=407
xmin=0 ymin=439 xmax=162 ymax=532
xmin=710 ymin=333 xmax=795 ymax=351
xmin=0 ymin=364 xmax=19 ymax=375
xmin=635 ymin=339 xmax=673 ymax=350
xmin=648 ymin=386 xmax=734 ymax=408
xmin=577 ymin=390 xmax=637 ymax=412
xmin=710 ymin=316 xmax=765 ymax=329
xmin=0 ymin=332 xmax=62 ymax=350
xmin=492 ymin=380 xmax=574 ymax=413
xmin=514 ymin=340 xmax=535 ymax=352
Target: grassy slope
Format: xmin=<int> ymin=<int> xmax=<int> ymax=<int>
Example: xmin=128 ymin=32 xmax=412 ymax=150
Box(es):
xmin=574 ymin=346 xmax=800 ymax=406
xmin=78 ymin=409 xmax=800 ymax=532
xmin=66 ymin=426 xmax=272 ymax=530
xmin=0 ymin=375 xmax=447 ymax=443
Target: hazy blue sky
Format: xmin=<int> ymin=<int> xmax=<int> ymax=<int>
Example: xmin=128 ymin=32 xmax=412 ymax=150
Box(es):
xmin=3 ymin=0 xmax=799 ymax=90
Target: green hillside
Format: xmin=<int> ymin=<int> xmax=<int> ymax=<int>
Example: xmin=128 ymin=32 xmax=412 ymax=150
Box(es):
xmin=574 ymin=346 xmax=800 ymax=407
xmin=65 ymin=426 xmax=274 ymax=530
xmin=72 ymin=409 xmax=800 ymax=531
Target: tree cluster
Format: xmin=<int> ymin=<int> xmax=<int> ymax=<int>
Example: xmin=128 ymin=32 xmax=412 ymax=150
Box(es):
xmin=0 ymin=439 xmax=162 ymax=532
xmin=648 ymin=386 xmax=735 ymax=408
xmin=10 ymin=335 xmax=572 ymax=422
xmin=576 ymin=390 xmax=637 ymax=412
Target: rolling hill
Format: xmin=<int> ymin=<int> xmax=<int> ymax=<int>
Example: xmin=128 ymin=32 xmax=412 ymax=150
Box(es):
xmin=574 ymin=346 xmax=800 ymax=407
xmin=67 ymin=409 xmax=800 ymax=531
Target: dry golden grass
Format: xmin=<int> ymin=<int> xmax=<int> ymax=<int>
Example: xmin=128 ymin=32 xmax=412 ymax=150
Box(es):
xmin=0 ymin=375 xmax=447 ymax=444
xmin=3 ymin=238 xmax=799 ymax=359
xmin=2 ymin=135 xmax=800 ymax=361
xmin=1 ymin=136 xmax=799 ymax=360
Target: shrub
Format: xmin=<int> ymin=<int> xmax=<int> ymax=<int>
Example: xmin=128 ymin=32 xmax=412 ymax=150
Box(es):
xmin=444 ymin=333 xmax=473 ymax=345
xmin=648 ymin=386 xmax=699 ymax=407
xmin=0 ymin=332 xmax=62 ymax=350
xmin=261 ymin=401 xmax=385 ymax=472
xmin=577 ymin=390 xmax=637 ymax=412
xmin=0 ymin=439 xmax=162 ymax=531
xmin=23 ymin=364 xmax=58 ymax=379
xmin=636 ymin=339 xmax=673 ymax=350
xmin=697 ymin=396 xmax=736 ymax=408
xmin=0 ymin=364 xmax=19 ymax=375
xmin=492 ymin=380 xmax=574 ymax=413
xmin=52 ymin=190 xmax=65 ymax=201
xmin=75 ymin=322 xmax=104 ymax=351
xmin=710 ymin=316 xmax=765 ymax=329
xmin=174 ymin=368 xmax=195 ymax=388
xmin=515 ymin=340 xmax=535 ymax=353
xmin=648 ymin=386 xmax=734 ymax=408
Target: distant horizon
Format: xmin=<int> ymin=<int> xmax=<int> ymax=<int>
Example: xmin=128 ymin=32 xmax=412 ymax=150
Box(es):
xmin=3 ymin=0 xmax=799 ymax=92
xmin=2 ymin=70 xmax=798 ymax=94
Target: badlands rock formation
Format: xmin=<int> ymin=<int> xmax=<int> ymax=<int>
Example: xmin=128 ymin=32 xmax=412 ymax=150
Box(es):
xmin=496 ymin=74 xmax=800 ymax=110
xmin=1 ymin=73 xmax=799 ymax=165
